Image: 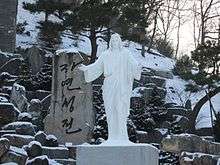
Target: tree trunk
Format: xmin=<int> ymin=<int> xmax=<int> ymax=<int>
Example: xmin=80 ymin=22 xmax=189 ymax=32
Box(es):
xmin=89 ymin=28 xmax=98 ymax=64
xmin=188 ymin=86 xmax=220 ymax=133
xmin=45 ymin=12 xmax=49 ymax=22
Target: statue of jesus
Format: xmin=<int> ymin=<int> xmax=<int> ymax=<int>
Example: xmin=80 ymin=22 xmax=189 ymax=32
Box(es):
xmin=79 ymin=33 xmax=141 ymax=145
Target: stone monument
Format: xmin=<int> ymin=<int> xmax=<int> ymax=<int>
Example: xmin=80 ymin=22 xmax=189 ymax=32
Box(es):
xmin=0 ymin=0 xmax=18 ymax=52
xmin=77 ymin=34 xmax=159 ymax=165
xmin=44 ymin=48 xmax=94 ymax=144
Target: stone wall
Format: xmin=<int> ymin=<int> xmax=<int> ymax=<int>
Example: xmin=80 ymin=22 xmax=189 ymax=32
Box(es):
xmin=0 ymin=0 xmax=18 ymax=53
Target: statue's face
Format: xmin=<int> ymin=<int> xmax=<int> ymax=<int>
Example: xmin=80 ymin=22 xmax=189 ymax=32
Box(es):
xmin=110 ymin=34 xmax=122 ymax=50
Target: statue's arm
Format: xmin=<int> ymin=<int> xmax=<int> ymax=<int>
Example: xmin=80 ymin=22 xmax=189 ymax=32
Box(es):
xmin=79 ymin=55 xmax=104 ymax=83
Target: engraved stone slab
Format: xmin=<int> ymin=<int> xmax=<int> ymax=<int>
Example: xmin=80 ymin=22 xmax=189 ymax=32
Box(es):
xmin=44 ymin=49 xmax=94 ymax=144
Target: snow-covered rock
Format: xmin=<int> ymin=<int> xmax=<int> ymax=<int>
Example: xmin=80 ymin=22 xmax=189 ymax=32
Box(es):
xmin=26 ymin=155 xmax=61 ymax=165
xmin=0 ymin=138 xmax=10 ymax=157
xmin=0 ymin=102 xmax=20 ymax=127
xmin=45 ymin=134 xmax=58 ymax=147
xmin=1 ymin=146 xmax=28 ymax=165
xmin=2 ymin=134 xmax=34 ymax=148
xmin=2 ymin=122 xmax=36 ymax=136
xmin=35 ymin=131 xmax=47 ymax=146
xmin=10 ymin=83 xmax=29 ymax=112
xmin=180 ymin=151 xmax=220 ymax=165
xmin=24 ymin=141 xmax=43 ymax=158
xmin=18 ymin=112 xmax=32 ymax=122
xmin=161 ymin=134 xmax=220 ymax=155
xmin=41 ymin=146 xmax=69 ymax=159
xmin=29 ymin=99 xmax=42 ymax=112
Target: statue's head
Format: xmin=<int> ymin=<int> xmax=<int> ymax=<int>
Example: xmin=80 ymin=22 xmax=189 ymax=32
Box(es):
xmin=109 ymin=33 xmax=123 ymax=51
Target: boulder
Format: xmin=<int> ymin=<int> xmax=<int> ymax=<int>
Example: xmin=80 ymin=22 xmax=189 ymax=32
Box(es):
xmin=42 ymin=146 xmax=69 ymax=159
xmin=167 ymin=107 xmax=190 ymax=118
xmin=26 ymin=155 xmax=49 ymax=165
xmin=140 ymin=75 xmax=166 ymax=88
xmin=180 ymin=152 xmax=220 ymax=165
xmin=133 ymin=87 xmax=154 ymax=103
xmin=10 ymin=83 xmax=29 ymax=112
xmin=0 ymin=92 xmax=10 ymax=101
xmin=0 ymin=58 xmax=23 ymax=76
xmin=161 ymin=134 xmax=220 ymax=155
xmin=161 ymin=121 xmax=171 ymax=129
xmin=26 ymin=90 xmax=51 ymax=102
xmin=55 ymin=158 xmax=76 ymax=165
xmin=41 ymin=94 xmax=51 ymax=111
xmin=0 ymin=138 xmax=10 ymax=157
xmin=1 ymin=163 xmax=18 ymax=165
xmin=0 ymin=103 xmax=20 ymax=127
xmin=67 ymin=145 xmax=77 ymax=159
xmin=29 ymin=99 xmax=42 ymax=112
xmin=173 ymin=115 xmax=190 ymax=131
xmin=153 ymin=70 xmax=173 ymax=79
xmin=0 ymin=130 xmax=16 ymax=137
xmin=136 ymin=129 xmax=164 ymax=143
xmin=35 ymin=131 xmax=47 ymax=146
xmin=45 ymin=135 xmax=58 ymax=147
xmin=2 ymin=122 xmax=36 ymax=136
xmin=2 ymin=134 xmax=34 ymax=147
xmin=1 ymin=86 xmax=12 ymax=96
xmin=1 ymin=146 xmax=28 ymax=165
xmin=130 ymin=97 xmax=145 ymax=109
xmin=18 ymin=112 xmax=32 ymax=122
xmin=26 ymin=46 xmax=45 ymax=75
xmin=25 ymin=141 xmax=42 ymax=158
xmin=0 ymin=96 xmax=8 ymax=103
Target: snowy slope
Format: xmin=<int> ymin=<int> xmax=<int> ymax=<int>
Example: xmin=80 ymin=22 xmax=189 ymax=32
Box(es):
xmin=166 ymin=76 xmax=220 ymax=129
xmin=16 ymin=0 xmax=220 ymax=129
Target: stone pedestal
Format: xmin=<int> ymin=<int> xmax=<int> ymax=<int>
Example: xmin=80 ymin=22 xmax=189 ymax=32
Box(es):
xmin=77 ymin=143 xmax=159 ymax=165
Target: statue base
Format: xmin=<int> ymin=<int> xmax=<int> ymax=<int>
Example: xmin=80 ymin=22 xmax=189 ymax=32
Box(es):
xmin=76 ymin=143 xmax=159 ymax=165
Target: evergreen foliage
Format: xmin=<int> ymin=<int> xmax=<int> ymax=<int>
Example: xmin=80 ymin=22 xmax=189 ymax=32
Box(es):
xmin=154 ymin=37 xmax=174 ymax=58
xmin=191 ymin=40 xmax=220 ymax=77
xmin=23 ymin=0 xmax=70 ymax=21
xmin=173 ymin=55 xmax=194 ymax=80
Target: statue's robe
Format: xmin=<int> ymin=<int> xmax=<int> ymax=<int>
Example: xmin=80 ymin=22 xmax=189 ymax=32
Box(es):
xmin=83 ymin=36 xmax=141 ymax=143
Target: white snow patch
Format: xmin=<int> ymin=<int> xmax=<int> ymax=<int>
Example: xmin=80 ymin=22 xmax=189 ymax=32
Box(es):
xmin=18 ymin=112 xmax=32 ymax=120
xmin=46 ymin=134 xmax=57 ymax=141
xmin=56 ymin=47 xmax=79 ymax=55
xmin=10 ymin=146 xmax=28 ymax=156
xmin=26 ymin=155 xmax=61 ymax=165
xmin=28 ymin=141 xmax=42 ymax=148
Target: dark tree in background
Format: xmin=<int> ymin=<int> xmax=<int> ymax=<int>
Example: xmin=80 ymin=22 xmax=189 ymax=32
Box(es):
xmin=213 ymin=112 xmax=220 ymax=142
xmin=118 ymin=0 xmax=163 ymax=57
xmin=23 ymin=0 xmax=71 ymax=22
xmin=63 ymin=0 xmax=120 ymax=63
xmin=23 ymin=0 xmax=71 ymax=52
xmin=37 ymin=21 xmax=64 ymax=52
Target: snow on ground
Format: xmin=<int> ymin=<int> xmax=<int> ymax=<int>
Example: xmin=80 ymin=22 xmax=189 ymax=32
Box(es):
xmin=166 ymin=76 xmax=220 ymax=129
xmin=17 ymin=0 xmax=44 ymax=48
xmin=17 ymin=0 xmax=61 ymax=48
xmin=16 ymin=1 xmax=220 ymax=129
xmin=16 ymin=0 xmax=175 ymax=72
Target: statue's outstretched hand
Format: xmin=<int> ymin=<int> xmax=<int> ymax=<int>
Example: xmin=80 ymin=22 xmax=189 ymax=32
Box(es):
xmin=79 ymin=64 xmax=87 ymax=71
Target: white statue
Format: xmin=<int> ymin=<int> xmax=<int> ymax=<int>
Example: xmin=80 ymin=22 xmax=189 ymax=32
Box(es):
xmin=79 ymin=34 xmax=141 ymax=145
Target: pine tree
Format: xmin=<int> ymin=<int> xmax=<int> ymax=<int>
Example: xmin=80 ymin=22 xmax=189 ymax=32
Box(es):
xmin=23 ymin=0 xmax=70 ymax=22
xmin=64 ymin=0 xmax=120 ymax=63
xmin=191 ymin=40 xmax=220 ymax=86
